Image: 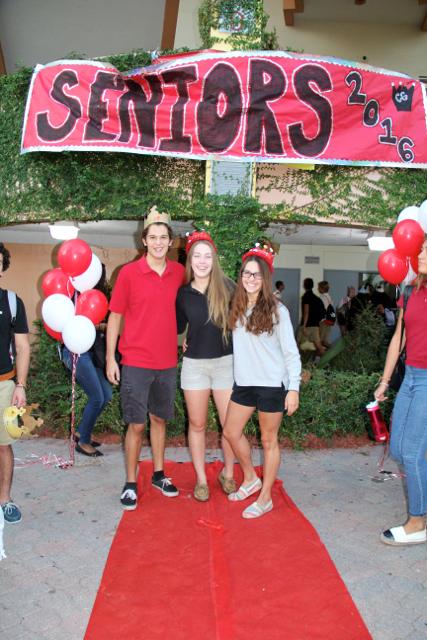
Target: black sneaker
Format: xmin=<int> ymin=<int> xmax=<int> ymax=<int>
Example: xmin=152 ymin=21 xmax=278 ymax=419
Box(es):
xmin=120 ymin=486 xmax=137 ymax=510
xmin=151 ymin=475 xmax=179 ymax=497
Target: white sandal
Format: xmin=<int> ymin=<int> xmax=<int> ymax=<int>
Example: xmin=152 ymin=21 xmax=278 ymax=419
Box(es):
xmin=228 ymin=477 xmax=262 ymax=502
xmin=242 ymin=500 xmax=273 ymax=519
xmin=380 ymin=525 xmax=426 ymax=546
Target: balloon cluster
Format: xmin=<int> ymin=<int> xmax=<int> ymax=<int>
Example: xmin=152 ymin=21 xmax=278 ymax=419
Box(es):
xmin=41 ymin=239 xmax=108 ymax=354
xmin=378 ymin=201 xmax=427 ymax=286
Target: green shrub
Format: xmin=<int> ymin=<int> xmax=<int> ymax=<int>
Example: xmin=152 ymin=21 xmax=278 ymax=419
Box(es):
xmin=29 ymin=323 xmax=387 ymax=446
xmin=283 ymin=368 xmax=383 ymax=446
xmin=330 ymin=303 xmax=389 ymax=374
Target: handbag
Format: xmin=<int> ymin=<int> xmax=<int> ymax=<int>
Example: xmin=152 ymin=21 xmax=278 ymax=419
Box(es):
xmin=92 ymin=329 xmax=120 ymax=369
xmin=389 ymin=286 xmax=413 ymax=392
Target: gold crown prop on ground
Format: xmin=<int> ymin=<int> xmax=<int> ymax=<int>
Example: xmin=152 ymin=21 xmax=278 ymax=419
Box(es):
xmin=3 ymin=404 xmax=44 ymax=439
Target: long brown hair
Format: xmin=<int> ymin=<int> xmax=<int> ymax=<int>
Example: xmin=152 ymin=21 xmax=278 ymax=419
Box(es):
xmin=415 ymin=274 xmax=427 ymax=289
xmin=415 ymin=237 xmax=427 ymax=289
xmin=229 ymin=257 xmax=279 ymax=335
xmin=185 ymin=241 xmax=234 ymax=340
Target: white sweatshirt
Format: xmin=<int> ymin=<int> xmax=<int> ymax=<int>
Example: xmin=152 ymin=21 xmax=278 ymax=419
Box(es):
xmin=232 ymin=304 xmax=301 ymax=391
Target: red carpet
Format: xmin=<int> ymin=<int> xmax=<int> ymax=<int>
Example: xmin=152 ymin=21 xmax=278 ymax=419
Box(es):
xmin=85 ymin=461 xmax=371 ymax=640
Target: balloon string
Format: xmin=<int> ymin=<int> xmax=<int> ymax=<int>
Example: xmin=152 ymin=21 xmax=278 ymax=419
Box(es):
xmin=68 ymin=352 xmax=79 ymax=467
xmin=371 ymin=440 xmax=404 ymax=482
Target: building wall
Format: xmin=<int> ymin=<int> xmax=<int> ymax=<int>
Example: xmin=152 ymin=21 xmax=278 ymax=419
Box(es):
xmin=175 ymin=0 xmax=201 ymax=51
xmin=276 ymin=243 xmax=379 ymax=298
xmin=0 ymin=0 xmax=165 ymax=72
xmin=268 ymin=21 xmax=426 ymax=79
xmin=175 ymin=0 xmax=427 ymax=80
xmin=2 ymin=0 xmax=424 ymax=78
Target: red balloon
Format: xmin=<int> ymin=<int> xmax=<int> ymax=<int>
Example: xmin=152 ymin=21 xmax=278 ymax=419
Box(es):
xmin=43 ymin=321 xmax=62 ymax=341
xmin=410 ymin=255 xmax=419 ymax=273
xmin=378 ymin=249 xmax=408 ymax=285
xmin=392 ymin=219 xmax=425 ymax=258
xmin=57 ymin=239 xmax=92 ymax=277
xmin=42 ymin=268 xmax=75 ymax=298
xmin=75 ymin=289 xmax=108 ymax=325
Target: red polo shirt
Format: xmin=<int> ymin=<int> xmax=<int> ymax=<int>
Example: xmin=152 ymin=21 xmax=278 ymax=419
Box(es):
xmin=398 ymin=285 xmax=427 ymax=369
xmin=109 ymin=256 xmax=185 ymax=369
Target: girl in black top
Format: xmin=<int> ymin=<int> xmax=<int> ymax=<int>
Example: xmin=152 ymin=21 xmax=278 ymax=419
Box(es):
xmin=176 ymin=231 xmax=236 ymax=502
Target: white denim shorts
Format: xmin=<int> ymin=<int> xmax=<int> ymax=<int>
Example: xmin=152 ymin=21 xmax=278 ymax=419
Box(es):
xmin=181 ymin=355 xmax=234 ymax=391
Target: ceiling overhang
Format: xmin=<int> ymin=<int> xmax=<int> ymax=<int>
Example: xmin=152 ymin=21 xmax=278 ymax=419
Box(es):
xmin=0 ymin=220 xmax=384 ymax=249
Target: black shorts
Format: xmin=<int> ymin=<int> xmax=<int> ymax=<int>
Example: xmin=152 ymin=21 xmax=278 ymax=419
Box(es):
xmin=121 ymin=365 xmax=177 ymax=424
xmin=231 ymin=384 xmax=287 ymax=413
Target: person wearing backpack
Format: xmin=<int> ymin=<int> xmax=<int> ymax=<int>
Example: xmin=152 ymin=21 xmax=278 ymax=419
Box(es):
xmin=318 ymin=280 xmax=336 ymax=348
xmin=0 ymin=243 xmax=30 ymax=524
xmin=297 ymin=278 xmax=326 ymax=356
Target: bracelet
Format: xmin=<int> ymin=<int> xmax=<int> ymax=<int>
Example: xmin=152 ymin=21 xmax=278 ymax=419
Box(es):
xmin=378 ymin=380 xmax=389 ymax=388
xmin=15 ymin=383 xmax=26 ymax=389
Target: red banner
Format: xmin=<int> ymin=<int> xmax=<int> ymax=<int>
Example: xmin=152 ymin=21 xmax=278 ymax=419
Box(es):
xmin=21 ymin=50 xmax=427 ymax=168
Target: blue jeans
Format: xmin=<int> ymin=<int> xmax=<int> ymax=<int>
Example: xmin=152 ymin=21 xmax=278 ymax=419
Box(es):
xmin=62 ymin=347 xmax=112 ymax=444
xmin=390 ymin=365 xmax=427 ymax=517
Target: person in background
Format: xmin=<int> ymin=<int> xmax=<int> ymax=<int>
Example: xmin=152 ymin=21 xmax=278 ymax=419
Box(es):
xmin=223 ymin=245 xmax=301 ymax=519
xmin=317 ymin=280 xmax=334 ymax=349
xmin=0 ymin=243 xmax=30 ymax=524
xmin=337 ymin=286 xmax=356 ymax=335
xmin=297 ymin=278 xmax=326 ymax=356
xmin=375 ymin=303 xmax=396 ymax=343
xmin=346 ymin=284 xmax=374 ymax=331
xmin=176 ymin=230 xmax=236 ymax=501
xmin=273 ymin=280 xmax=285 ymax=302
xmin=374 ymin=237 xmax=427 ymax=546
xmin=61 ymin=264 xmax=112 ymax=457
xmin=107 ymin=206 xmax=185 ymax=511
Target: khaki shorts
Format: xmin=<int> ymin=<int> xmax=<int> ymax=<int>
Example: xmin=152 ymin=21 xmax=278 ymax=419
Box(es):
xmin=319 ymin=321 xmax=332 ymax=345
xmin=297 ymin=326 xmax=321 ymax=345
xmin=0 ymin=380 xmax=16 ymax=445
xmin=181 ymin=355 xmax=234 ymax=391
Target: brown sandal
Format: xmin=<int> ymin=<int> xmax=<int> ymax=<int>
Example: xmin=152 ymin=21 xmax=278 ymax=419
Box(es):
xmin=193 ymin=483 xmax=209 ymax=502
xmin=218 ymin=472 xmax=237 ymax=495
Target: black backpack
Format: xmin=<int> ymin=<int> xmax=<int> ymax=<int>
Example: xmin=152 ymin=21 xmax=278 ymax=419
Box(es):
xmin=314 ymin=294 xmax=326 ymax=323
xmin=324 ymin=303 xmax=336 ymax=326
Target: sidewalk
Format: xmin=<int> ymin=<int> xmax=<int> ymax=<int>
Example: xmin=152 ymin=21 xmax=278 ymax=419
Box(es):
xmin=1 ymin=437 xmax=426 ymax=640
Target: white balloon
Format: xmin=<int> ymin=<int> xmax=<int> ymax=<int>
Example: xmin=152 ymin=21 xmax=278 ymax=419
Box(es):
xmin=62 ymin=315 xmax=96 ymax=355
xmin=401 ymin=262 xmax=417 ymax=287
xmin=418 ymin=200 xmax=427 ymax=232
xmin=70 ymin=253 xmax=102 ymax=292
xmin=397 ymin=205 xmax=419 ymax=223
xmin=42 ymin=294 xmax=75 ymax=332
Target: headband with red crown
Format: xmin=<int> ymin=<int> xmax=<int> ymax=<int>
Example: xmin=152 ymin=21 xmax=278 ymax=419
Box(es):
xmin=185 ymin=230 xmax=218 ymax=254
xmin=241 ymin=243 xmax=275 ymax=273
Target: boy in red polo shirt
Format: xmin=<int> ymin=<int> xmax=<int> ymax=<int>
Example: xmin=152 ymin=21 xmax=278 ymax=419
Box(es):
xmin=106 ymin=207 xmax=185 ymax=510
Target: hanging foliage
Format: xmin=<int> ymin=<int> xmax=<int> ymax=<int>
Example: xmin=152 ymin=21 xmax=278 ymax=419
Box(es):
xmin=0 ymin=51 xmax=205 ymax=226
xmin=198 ymin=0 xmax=278 ymax=51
